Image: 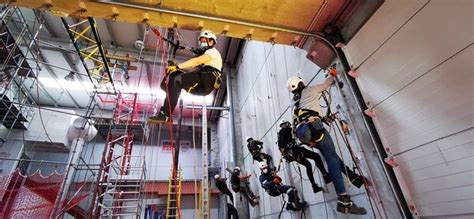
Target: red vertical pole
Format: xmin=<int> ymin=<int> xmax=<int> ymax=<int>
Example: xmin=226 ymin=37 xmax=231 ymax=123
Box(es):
xmin=121 ymin=133 xmax=130 ymax=176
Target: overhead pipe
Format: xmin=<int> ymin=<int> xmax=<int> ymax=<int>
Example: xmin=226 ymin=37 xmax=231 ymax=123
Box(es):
xmin=95 ymin=1 xmax=324 ymax=38
xmin=297 ymin=0 xmax=328 ymax=47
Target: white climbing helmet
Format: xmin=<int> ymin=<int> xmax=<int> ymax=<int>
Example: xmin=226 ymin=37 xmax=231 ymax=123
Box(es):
xmin=287 ymin=76 xmax=304 ymax=92
xmin=199 ymin=30 xmax=217 ymax=43
xmin=258 ymin=161 xmax=268 ymax=170
xmin=214 ymin=174 xmax=220 ymax=179
xmin=234 ymin=166 xmax=241 ymax=171
xmin=279 ymin=119 xmax=290 ymax=127
xmin=246 ymin=136 xmax=254 ymax=142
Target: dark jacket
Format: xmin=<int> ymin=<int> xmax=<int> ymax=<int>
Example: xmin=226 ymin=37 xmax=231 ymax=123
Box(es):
xmin=259 ymin=173 xmax=281 ymax=196
xmin=247 ymin=140 xmax=263 ymax=154
xmin=215 ymin=178 xmax=228 ymax=192
xmin=278 ymin=126 xmax=296 ymax=151
xmin=230 ymin=171 xmax=241 ymax=192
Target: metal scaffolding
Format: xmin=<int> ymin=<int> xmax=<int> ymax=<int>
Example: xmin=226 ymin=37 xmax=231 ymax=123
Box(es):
xmin=61 ymin=16 xmax=117 ymax=93
xmin=0 ymin=6 xmax=40 ymax=137
xmin=92 ymin=92 xmax=146 ymax=218
xmin=0 ymin=6 xmax=150 ymax=218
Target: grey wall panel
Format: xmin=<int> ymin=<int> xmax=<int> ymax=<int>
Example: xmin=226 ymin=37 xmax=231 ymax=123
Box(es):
xmin=220 ymin=41 xmax=376 ymax=218
xmin=419 ymin=199 xmax=474 ymax=217
xmin=348 ymin=0 xmax=472 ymax=106
xmin=344 ymin=0 xmax=429 ymax=69
xmin=342 ymin=0 xmax=474 ymax=217
xmin=374 ymin=45 xmax=473 ymax=154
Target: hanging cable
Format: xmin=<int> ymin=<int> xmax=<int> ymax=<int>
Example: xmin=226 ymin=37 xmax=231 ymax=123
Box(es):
xmin=323 ymin=81 xmax=380 ymax=216
xmin=330 ymin=124 xmax=351 ymax=186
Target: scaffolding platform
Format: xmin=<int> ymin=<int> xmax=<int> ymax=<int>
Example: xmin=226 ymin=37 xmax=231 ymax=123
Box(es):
xmin=99 ymin=155 xmax=146 ymax=218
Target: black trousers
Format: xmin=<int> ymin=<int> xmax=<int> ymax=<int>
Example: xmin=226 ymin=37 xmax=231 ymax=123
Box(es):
xmin=291 ymin=147 xmax=328 ymax=187
xmin=223 ymin=188 xmax=234 ymax=204
xmin=160 ymin=66 xmax=218 ymax=115
xmin=227 ymin=203 xmax=239 ymax=219
xmin=291 ymin=147 xmax=359 ymax=187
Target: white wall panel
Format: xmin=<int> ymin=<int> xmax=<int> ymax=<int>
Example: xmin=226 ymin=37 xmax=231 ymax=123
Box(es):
xmin=342 ymin=0 xmax=473 ymax=217
xmin=415 ymin=185 xmax=474 ymax=206
xmin=411 ymin=171 xmax=472 ymax=194
xmin=374 ymin=45 xmax=473 ymax=154
xmin=348 ymin=0 xmax=472 ymax=106
xmin=344 ymin=0 xmax=429 ymax=68
xmin=401 ymin=142 xmax=473 ymax=172
xmin=418 ymin=199 xmax=474 ymax=217
xmin=223 ymin=41 xmax=375 ymax=218
xmin=408 ymin=156 xmax=473 ymax=182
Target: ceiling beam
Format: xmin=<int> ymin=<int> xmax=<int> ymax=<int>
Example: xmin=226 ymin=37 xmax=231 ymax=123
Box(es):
xmin=1 ymin=0 xmax=325 ymax=45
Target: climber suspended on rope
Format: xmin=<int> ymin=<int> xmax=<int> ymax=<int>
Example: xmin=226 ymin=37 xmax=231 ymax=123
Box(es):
xmin=246 ymin=137 xmax=275 ymax=170
xmin=148 ymin=30 xmax=223 ymax=123
xmin=230 ymin=167 xmax=259 ymax=207
xmin=286 ymin=69 xmax=367 ymax=215
xmin=277 ymin=119 xmax=330 ymax=193
xmin=214 ymin=174 xmax=234 ymax=204
xmin=258 ymin=161 xmax=308 ymax=212
xmin=278 ymin=120 xmax=365 ymax=190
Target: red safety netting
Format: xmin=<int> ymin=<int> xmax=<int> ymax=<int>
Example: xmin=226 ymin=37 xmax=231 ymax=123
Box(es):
xmin=0 ymin=169 xmax=65 ymax=219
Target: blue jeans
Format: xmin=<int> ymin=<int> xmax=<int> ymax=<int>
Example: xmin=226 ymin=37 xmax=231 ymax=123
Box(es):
xmin=317 ymin=130 xmax=346 ymax=194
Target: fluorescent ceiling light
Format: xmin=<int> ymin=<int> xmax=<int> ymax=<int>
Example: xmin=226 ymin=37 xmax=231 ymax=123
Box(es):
xmin=38 ymin=77 xmax=214 ymax=105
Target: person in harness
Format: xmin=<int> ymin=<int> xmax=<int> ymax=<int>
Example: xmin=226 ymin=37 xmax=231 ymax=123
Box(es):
xmin=148 ymin=30 xmax=222 ymax=123
xmin=230 ymin=167 xmax=259 ymax=207
xmin=258 ymin=161 xmax=307 ymax=212
xmin=278 ymin=120 xmax=366 ymax=190
xmin=246 ymin=137 xmax=274 ymax=170
xmin=277 ymin=120 xmax=331 ymax=193
xmin=286 ymin=72 xmax=367 ymax=215
xmin=214 ymin=174 xmax=234 ymax=204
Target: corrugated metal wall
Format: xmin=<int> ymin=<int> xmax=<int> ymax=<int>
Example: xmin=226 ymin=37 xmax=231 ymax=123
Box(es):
xmin=343 ymin=0 xmax=473 ymax=217
xmin=216 ymin=41 xmax=378 ymax=218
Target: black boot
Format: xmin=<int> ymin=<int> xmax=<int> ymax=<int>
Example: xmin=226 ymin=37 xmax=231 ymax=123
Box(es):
xmin=323 ymin=173 xmax=332 ymax=184
xmin=295 ymin=201 xmax=308 ymax=210
xmin=337 ymin=194 xmax=367 ymax=215
xmin=351 ymin=176 xmax=364 ymax=188
xmin=312 ymin=184 xmax=323 ymax=193
xmin=286 ymin=203 xmax=298 ymax=211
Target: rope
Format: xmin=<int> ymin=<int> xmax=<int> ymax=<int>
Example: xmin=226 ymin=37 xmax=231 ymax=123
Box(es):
xmin=135 ymin=25 xmax=148 ymax=88
xmin=330 ymin=124 xmax=351 ymax=187
xmin=333 ymin=118 xmax=379 ymax=216
xmin=295 ymin=164 xmax=307 ymax=219
xmin=239 ymin=45 xmax=274 ymax=112
xmin=322 ymin=79 xmax=381 ymax=216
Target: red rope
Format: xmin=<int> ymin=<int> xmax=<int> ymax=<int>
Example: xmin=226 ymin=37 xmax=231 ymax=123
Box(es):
xmin=153 ymin=27 xmax=181 ymax=218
